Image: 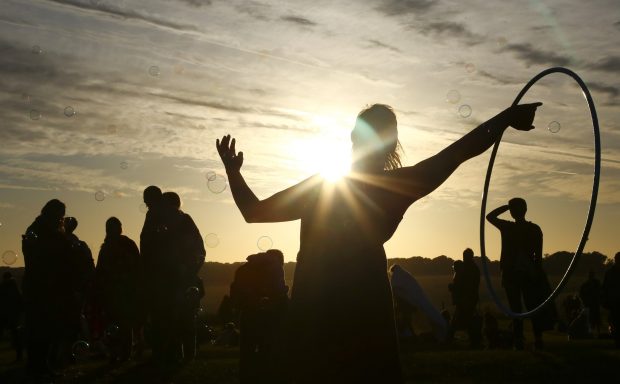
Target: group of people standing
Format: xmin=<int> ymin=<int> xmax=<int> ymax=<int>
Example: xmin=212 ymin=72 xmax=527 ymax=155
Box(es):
xmin=16 ymin=185 xmax=205 ymax=381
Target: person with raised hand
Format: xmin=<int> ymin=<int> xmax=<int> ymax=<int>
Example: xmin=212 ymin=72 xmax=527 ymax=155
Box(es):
xmin=217 ymin=102 xmax=541 ymax=383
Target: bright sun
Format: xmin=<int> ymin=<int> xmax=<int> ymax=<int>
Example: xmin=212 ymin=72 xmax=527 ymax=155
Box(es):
xmin=290 ymin=135 xmax=351 ymax=182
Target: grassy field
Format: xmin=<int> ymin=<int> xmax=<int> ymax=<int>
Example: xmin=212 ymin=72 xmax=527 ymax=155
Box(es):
xmin=2 ymin=329 xmax=620 ymax=384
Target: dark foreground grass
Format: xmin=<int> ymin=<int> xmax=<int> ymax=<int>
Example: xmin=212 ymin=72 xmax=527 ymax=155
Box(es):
xmin=2 ymin=332 xmax=620 ymax=384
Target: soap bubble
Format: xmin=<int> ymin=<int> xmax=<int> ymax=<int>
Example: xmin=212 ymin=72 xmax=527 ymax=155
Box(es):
xmin=185 ymin=286 xmax=200 ymax=300
xmin=446 ymin=90 xmax=461 ymax=104
xmin=148 ymin=66 xmax=160 ymax=77
xmin=2 ymin=250 xmax=18 ymax=265
xmin=204 ymin=233 xmax=220 ymax=248
xmin=465 ymin=63 xmax=476 ymax=73
xmin=205 ymin=171 xmax=217 ymax=181
xmin=71 ymin=341 xmax=90 ymax=360
xmin=29 ymin=109 xmax=41 ymax=120
xmin=257 ymin=236 xmax=273 ymax=251
xmin=120 ymin=161 xmax=128 ymax=170
xmin=95 ymin=191 xmax=105 ymax=202
xmin=548 ymin=121 xmax=561 ymax=133
xmin=64 ymin=106 xmax=76 ymax=117
xmin=207 ymin=174 xmax=227 ymax=194
xmin=458 ymin=104 xmax=472 ymax=118
xmin=31 ymin=45 xmax=43 ymax=55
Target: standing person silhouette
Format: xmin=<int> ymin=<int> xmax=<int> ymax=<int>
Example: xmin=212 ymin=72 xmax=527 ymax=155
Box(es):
xmin=602 ymin=252 xmax=620 ymax=348
xmin=95 ymin=217 xmax=142 ymax=363
xmin=22 ymin=199 xmax=73 ymax=381
xmin=217 ymin=102 xmax=541 ymax=383
xmin=449 ymin=248 xmax=481 ymax=348
xmin=486 ymin=198 xmax=555 ymax=350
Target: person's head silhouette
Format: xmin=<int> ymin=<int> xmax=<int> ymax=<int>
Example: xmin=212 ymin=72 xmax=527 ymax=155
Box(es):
xmin=143 ymin=185 xmax=162 ymax=209
xmin=105 ymin=216 xmax=122 ymax=238
xmin=463 ymin=248 xmax=474 ymax=263
xmin=508 ymin=197 xmax=527 ymax=221
xmin=41 ymin=199 xmax=65 ymax=229
xmin=351 ymin=104 xmax=402 ymax=172
xmin=162 ymin=191 xmax=181 ymax=212
xmin=64 ymin=217 xmax=78 ymax=235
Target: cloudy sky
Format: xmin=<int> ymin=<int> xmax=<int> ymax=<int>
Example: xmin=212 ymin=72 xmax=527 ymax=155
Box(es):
xmin=1 ymin=0 xmax=619 ymax=267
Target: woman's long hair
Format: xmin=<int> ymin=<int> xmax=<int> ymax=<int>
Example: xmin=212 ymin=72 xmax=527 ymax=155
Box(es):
xmin=357 ymin=104 xmax=403 ymax=171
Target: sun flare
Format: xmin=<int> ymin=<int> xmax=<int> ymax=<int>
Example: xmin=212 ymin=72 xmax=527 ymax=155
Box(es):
xmin=289 ymin=135 xmax=351 ymax=182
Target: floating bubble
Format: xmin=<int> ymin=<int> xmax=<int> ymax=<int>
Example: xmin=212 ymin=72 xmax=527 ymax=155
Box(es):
xmin=64 ymin=106 xmax=76 ymax=117
xmin=148 ymin=65 xmax=160 ymax=77
xmin=2 ymin=250 xmax=18 ymax=265
xmin=94 ymin=191 xmax=105 ymax=202
xmin=458 ymin=104 xmax=472 ymax=118
xmin=31 ymin=45 xmax=43 ymax=55
xmin=29 ymin=109 xmax=41 ymax=120
xmin=446 ymin=89 xmax=461 ymax=104
xmin=204 ymin=233 xmax=220 ymax=248
xmin=139 ymin=203 xmax=148 ymax=213
xmin=120 ymin=161 xmax=128 ymax=170
xmin=207 ymin=174 xmax=227 ymax=194
xmin=548 ymin=121 xmax=561 ymax=133
xmin=257 ymin=236 xmax=273 ymax=251
xmin=71 ymin=340 xmax=90 ymax=360
xmin=185 ymin=286 xmax=200 ymax=300
xmin=205 ymin=171 xmax=217 ymax=181
xmin=465 ymin=63 xmax=476 ymax=73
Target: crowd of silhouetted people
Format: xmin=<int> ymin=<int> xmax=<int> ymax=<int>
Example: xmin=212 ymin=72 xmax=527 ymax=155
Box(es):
xmin=2 ymin=194 xmax=620 ymax=383
xmin=2 ymin=101 xmax=620 ymax=384
xmin=0 ymin=185 xmax=207 ymax=382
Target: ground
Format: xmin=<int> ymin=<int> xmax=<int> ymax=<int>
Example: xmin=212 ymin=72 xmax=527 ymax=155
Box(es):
xmin=2 ymin=329 xmax=619 ymax=384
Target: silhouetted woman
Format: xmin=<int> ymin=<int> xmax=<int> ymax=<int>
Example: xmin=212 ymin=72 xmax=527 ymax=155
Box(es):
xmin=22 ymin=199 xmax=73 ymax=379
xmin=95 ymin=217 xmax=142 ymax=362
xmin=216 ymin=102 xmax=541 ymax=383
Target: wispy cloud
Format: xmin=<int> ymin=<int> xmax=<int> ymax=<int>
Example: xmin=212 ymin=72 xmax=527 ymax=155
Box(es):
xmin=417 ymin=21 xmax=484 ymax=46
xmin=365 ymin=39 xmax=402 ymax=53
xmin=375 ymin=0 xmax=436 ymax=16
xmin=176 ymin=0 xmax=212 ymax=7
xmin=588 ymin=56 xmax=620 ymax=73
xmin=46 ymin=0 xmax=198 ymax=32
xmin=280 ymin=15 xmax=318 ymax=27
xmin=500 ymin=43 xmax=571 ymax=67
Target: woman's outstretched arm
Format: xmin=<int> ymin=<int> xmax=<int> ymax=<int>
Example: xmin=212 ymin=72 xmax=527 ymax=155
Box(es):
xmin=216 ymin=134 xmax=319 ymax=223
xmin=393 ymin=102 xmax=542 ymax=202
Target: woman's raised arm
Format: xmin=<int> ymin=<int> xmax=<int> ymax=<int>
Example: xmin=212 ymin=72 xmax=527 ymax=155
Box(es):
xmin=392 ymin=102 xmax=542 ymax=203
xmin=216 ymin=134 xmax=320 ymax=223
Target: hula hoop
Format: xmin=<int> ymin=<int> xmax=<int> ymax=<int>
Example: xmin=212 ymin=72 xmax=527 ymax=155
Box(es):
xmin=479 ymin=67 xmax=601 ymax=319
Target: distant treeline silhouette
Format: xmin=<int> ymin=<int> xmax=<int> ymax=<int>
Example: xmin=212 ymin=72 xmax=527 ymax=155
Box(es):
xmin=1 ymin=251 xmax=611 ymax=287
xmin=197 ymin=251 xmax=613 ymax=286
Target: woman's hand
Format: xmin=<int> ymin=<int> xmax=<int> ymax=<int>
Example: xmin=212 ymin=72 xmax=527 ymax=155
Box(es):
xmin=216 ymin=134 xmax=244 ymax=173
xmin=501 ymin=102 xmax=543 ymax=131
